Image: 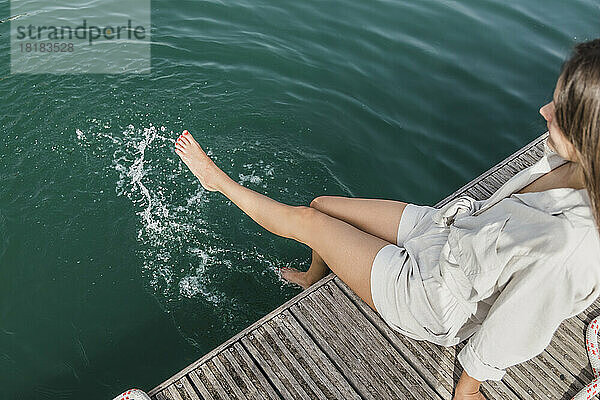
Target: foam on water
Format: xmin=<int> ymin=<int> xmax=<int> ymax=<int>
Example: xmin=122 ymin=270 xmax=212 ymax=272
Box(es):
xmin=75 ymin=123 xmax=229 ymax=308
xmin=74 ymin=121 xmax=321 ymax=333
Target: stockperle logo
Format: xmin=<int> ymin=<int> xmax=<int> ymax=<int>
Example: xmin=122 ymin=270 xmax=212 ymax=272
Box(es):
xmin=10 ymin=0 xmax=150 ymax=74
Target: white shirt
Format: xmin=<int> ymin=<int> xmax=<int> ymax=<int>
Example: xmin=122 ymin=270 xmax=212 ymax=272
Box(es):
xmin=433 ymin=135 xmax=600 ymax=382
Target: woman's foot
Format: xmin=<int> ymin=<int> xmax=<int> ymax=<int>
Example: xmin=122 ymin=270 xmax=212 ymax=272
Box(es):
xmin=175 ymin=130 xmax=227 ymax=192
xmin=279 ymin=266 xmax=327 ymax=289
xmin=279 ymin=266 xmax=312 ymax=289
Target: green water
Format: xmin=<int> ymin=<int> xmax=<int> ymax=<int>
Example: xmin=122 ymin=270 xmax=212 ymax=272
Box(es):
xmin=0 ymin=0 xmax=598 ymax=398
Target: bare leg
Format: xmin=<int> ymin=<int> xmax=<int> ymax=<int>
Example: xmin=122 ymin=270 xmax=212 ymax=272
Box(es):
xmin=310 ymin=196 xmax=408 ymax=243
xmin=175 ymin=131 xmax=392 ymax=309
xmin=282 ymin=196 xmax=409 ymax=287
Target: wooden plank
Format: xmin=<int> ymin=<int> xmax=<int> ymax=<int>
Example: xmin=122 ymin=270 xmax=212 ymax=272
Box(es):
xmin=187 ymin=369 xmax=214 ymax=400
xmin=535 ymin=349 xmax=583 ymax=398
xmin=199 ymin=361 xmax=230 ymax=399
xmin=152 ymin=381 xmax=193 ymax=400
xmin=519 ymin=151 xmax=540 ymax=165
xmin=291 ymin=300 xmax=393 ymax=399
xmin=260 ymin=321 xmax=331 ymax=399
xmin=486 ymin=353 xmax=550 ymax=399
xmin=212 ymin=356 xmax=250 ymax=399
xmin=274 ymin=310 xmax=361 ymax=400
xmin=545 ymin=317 xmax=593 ymax=384
xmin=253 ymin=325 xmax=323 ymax=399
xmin=478 ymin=174 xmax=507 ymax=194
xmin=508 ymin=156 xmax=532 ymax=171
xmin=187 ymin=343 xmax=283 ymax=400
xmin=266 ymin=311 xmax=360 ymax=399
xmin=465 ymin=183 xmax=493 ymax=200
xmin=523 ymin=353 xmax=580 ymax=398
xmin=165 ymin=386 xmax=183 ymax=400
xmin=164 ymin=377 xmax=199 ymax=400
xmin=150 ymin=392 xmax=169 ymax=400
xmin=228 ymin=341 xmax=281 ymax=400
xmin=577 ymin=296 xmax=600 ymax=326
xmin=242 ymin=329 xmax=309 ymax=399
xmin=154 ymin=391 xmax=170 ymax=400
xmin=494 ymin=165 xmax=521 ymax=183
xmin=501 ymin=349 xmax=582 ymax=399
xmin=166 ymin=383 xmax=188 ymax=400
xmin=219 ymin=343 xmax=267 ymax=400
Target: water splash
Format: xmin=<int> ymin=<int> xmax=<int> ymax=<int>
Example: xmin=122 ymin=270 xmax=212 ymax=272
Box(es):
xmin=75 ymin=123 xmax=231 ymax=307
xmin=74 ymin=120 xmax=348 ymax=340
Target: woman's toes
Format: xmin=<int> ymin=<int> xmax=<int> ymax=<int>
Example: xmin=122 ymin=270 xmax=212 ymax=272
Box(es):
xmin=176 ymin=135 xmax=187 ymax=148
xmin=179 ymin=135 xmax=191 ymax=145
xmin=186 ymin=132 xmax=199 ymax=146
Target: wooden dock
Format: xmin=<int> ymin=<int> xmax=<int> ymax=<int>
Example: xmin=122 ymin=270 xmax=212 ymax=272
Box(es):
xmin=148 ymin=132 xmax=597 ymax=400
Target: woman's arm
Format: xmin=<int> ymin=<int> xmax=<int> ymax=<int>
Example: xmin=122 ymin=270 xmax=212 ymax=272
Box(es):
xmin=453 ymin=370 xmax=485 ymax=400
xmin=454 ymin=254 xmax=578 ymax=386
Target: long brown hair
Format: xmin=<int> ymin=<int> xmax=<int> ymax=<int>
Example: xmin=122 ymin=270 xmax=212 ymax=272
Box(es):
xmin=554 ymin=39 xmax=600 ymax=234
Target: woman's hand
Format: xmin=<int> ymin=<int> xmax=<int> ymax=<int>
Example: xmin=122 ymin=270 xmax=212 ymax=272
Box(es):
xmin=452 ymin=389 xmax=486 ymax=400
xmin=453 ymin=370 xmax=486 ymax=400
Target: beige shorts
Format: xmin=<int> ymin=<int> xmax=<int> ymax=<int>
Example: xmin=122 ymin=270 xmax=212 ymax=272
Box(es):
xmin=370 ymin=203 xmax=470 ymax=346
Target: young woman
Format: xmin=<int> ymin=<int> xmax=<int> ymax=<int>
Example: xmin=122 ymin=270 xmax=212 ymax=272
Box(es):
xmin=174 ymin=39 xmax=600 ymax=399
